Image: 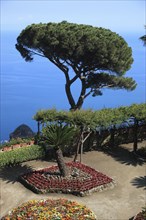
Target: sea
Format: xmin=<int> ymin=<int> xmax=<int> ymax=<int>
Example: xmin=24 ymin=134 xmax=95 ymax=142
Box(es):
xmin=0 ymin=31 xmax=145 ymax=141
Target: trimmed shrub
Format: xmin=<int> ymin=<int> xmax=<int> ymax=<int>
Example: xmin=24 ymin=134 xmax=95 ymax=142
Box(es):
xmin=0 ymin=145 xmax=45 ymax=167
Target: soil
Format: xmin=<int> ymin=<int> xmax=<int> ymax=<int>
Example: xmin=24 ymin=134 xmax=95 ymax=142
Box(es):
xmin=0 ymin=141 xmax=145 ymax=220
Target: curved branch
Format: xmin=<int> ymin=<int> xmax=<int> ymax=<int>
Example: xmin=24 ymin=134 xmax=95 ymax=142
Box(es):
xmin=45 ymin=56 xmax=76 ymax=109
xmin=84 ymin=89 xmax=93 ymax=99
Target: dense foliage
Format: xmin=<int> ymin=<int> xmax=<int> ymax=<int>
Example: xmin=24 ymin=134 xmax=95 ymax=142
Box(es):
xmin=0 ymin=145 xmax=45 ymax=167
xmin=42 ymin=124 xmax=77 ymax=149
xmin=34 ymin=103 xmax=146 ymax=129
xmin=16 ymin=21 xmax=136 ymax=110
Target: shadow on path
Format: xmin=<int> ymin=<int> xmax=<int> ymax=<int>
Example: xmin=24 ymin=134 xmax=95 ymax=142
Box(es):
xmin=0 ymin=164 xmax=33 ymax=184
xmin=131 ymin=176 xmax=146 ymax=190
xmin=97 ymin=145 xmax=145 ymax=166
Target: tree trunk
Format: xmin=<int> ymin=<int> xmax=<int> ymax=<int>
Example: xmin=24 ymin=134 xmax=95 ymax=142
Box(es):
xmin=65 ymin=83 xmax=76 ymax=110
xmin=55 ymin=147 xmax=69 ymax=177
xmin=37 ymin=121 xmax=40 ymax=135
xmin=76 ymin=79 xmax=86 ymax=110
xmin=49 ymin=60 xmax=86 ymax=111
xmin=65 ymin=75 xmax=86 ymax=110
xmin=80 ymin=133 xmax=84 ymax=163
xmin=73 ymin=134 xmax=82 ymax=162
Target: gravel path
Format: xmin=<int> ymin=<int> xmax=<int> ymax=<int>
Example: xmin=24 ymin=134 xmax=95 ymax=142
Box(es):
xmin=0 ymin=142 xmax=145 ymax=220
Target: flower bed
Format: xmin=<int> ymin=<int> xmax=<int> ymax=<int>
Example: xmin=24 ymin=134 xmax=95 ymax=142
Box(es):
xmin=19 ymin=162 xmax=115 ymax=196
xmin=0 ymin=138 xmax=34 ymax=152
xmin=1 ymin=198 xmax=96 ymax=219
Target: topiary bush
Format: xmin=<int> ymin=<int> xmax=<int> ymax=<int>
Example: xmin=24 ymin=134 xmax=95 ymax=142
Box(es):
xmin=0 ymin=145 xmax=45 ymax=167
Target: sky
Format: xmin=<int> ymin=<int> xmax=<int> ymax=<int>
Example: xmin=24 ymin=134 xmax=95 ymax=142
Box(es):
xmin=1 ymin=0 xmax=145 ymax=35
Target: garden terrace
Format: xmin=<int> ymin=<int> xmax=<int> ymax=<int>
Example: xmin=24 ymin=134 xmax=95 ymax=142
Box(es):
xmin=1 ymin=142 xmax=145 ymax=219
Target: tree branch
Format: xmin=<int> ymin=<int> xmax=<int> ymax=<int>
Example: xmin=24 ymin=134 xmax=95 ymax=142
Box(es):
xmin=82 ymin=131 xmax=92 ymax=143
xmin=70 ymin=74 xmax=80 ymax=84
xmin=99 ymin=84 xmax=115 ymax=89
xmin=84 ymin=89 xmax=93 ymax=99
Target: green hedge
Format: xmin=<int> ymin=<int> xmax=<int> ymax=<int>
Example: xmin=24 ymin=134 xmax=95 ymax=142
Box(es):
xmin=0 ymin=145 xmax=45 ymax=167
xmin=34 ymin=103 xmax=146 ymax=129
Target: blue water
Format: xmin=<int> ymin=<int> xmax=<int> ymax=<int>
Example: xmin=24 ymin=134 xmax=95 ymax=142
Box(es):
xmin=0 ymin=31 xmax=145 ymax=141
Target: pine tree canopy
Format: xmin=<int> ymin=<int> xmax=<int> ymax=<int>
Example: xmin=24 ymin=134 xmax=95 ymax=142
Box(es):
xmin=16 ymin=21 xmax=136 ymax=110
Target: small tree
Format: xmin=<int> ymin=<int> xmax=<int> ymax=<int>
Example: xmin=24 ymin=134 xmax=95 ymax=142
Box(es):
xmin=42 ymin=124 xmax=77 ymax=177
xmin=16 ymin=21 xmax=136 ymax=110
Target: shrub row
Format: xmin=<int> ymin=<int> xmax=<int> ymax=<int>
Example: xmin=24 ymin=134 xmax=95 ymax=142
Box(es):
xmin=0 ymin=145 xmax=45 ymax=167
xmin=0 ymin=138 xmax=34 ymax=149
